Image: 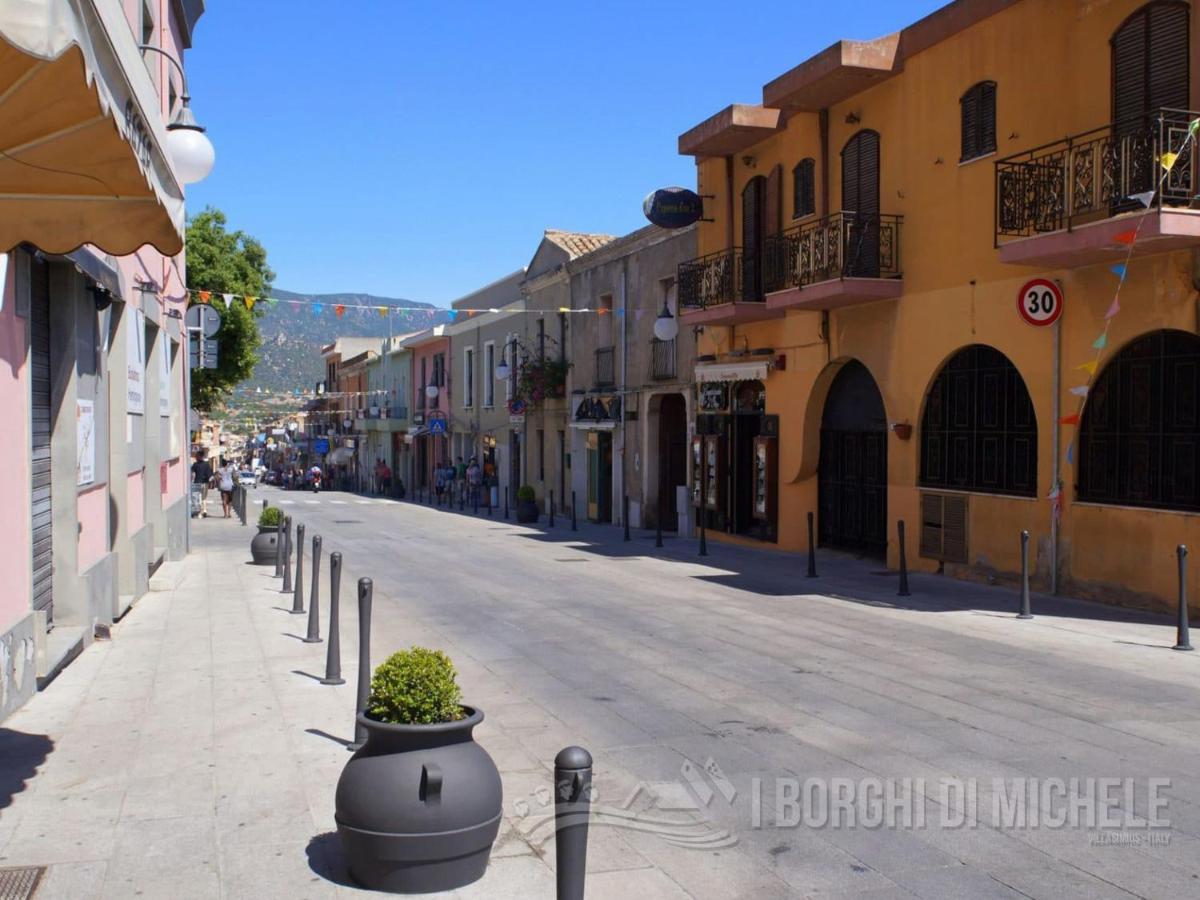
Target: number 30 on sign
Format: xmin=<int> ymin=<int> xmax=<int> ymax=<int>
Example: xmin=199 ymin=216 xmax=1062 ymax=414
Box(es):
xmin=1017 ymin=278 xmax=1063 ymax=327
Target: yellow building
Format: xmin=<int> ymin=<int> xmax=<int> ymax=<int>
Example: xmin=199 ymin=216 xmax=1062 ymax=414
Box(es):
xmin=678 ymin=0 xmax=1200 ymax=612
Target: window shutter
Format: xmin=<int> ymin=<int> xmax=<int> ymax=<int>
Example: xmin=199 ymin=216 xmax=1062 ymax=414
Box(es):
xmin=980 ymin=82 xmax=996 ymax=155
xmin=1112 ymin=2 xmax=1189 ymax=126
xmin=961 ymin=91 xmax=979 ymax=161
xmin=919 ymin=492 xmax=943 ymax=560
xmin=919 ymin=492 xmax=969 ymax=563
xmin=765 ymin=164 xmax=783 ymax=237
xmin=960 ymin=82 xmax=996 ymax=161
xmin=793 ymin=159 xmax=815 ymax=218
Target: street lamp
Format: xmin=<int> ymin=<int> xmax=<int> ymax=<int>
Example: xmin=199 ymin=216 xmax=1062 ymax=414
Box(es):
xmin=138 ymin=44 xmax=216 ymax=185
xmin=653 ymin=302 xmax=679 ymax=342
xmin=495 ymin=354 xmax=510 ymax=381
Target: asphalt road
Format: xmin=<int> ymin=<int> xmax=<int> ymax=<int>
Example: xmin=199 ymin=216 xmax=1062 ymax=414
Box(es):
xmin=260 ymin=485 xmax=1200 ymax=899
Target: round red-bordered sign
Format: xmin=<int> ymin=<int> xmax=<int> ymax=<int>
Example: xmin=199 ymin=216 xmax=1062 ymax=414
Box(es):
xmin=1016 ymin=278 xmax=1063 ymax=327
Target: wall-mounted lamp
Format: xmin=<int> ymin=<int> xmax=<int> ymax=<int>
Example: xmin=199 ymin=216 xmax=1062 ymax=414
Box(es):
xmin=741 ymin=154 xmax=757 ymax=168
xmin=89 ymin=285 xmax=113 ymax=311
xmin=890 ymin=422 xmax=913 ymax=440
xmin=138 ymin=44 xmax=216 ymax=185
xmin=845 ymin=112 xmax=861 ymax=124
xmin=653 ymin=302 xmax=678 ymax=342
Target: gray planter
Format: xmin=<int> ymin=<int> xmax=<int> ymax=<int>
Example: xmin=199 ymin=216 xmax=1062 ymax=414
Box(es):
xmin=515 ymin=500 xmax=538 ymax=524
xmin=250 ymin=526 xmax=278 ymax=565
xmin=335 ymin=706 xmax=502 ymax=893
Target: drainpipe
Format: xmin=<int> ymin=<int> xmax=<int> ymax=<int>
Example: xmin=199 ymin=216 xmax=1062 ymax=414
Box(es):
xmin=620 ymin=261 xmax=629 ymax=529
xmin=819 ymin=108 xmax=830 ymax=217
xmin=1050 ymin=313 xmax=1061 ymax=595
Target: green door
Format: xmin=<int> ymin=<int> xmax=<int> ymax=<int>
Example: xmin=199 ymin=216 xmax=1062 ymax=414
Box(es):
xmin=586 ymin=431 xmax=612 ymax=523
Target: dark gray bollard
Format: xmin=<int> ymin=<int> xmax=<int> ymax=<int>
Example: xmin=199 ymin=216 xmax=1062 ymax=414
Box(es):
xmin=623 ymin=495 xmax=630 ymax=542
xmin=281 ymin=517 xmax=293 ymax=593
xmin=897 ymin=520 xmax=911 ymax=597
xmin=504 ymin=486 xmax=509 ymax=520
xmin=1017 ymin=530 xmax=1032 ymax=619
xmin=304 ymin=535 xmax=323 ymax=643
xmin=292 ymin=523 xmax=306 ymax=614
xmin=549 ymin=491 xmax=555 ymax=527
xmin=1175 ymin=545 xmax=1193 ymax=651
xmin=274 ymin=514 xmax=284 ymax=577
xmin=322 ymin=552 xmax=346 ymax=684
xmin=554 ymin=746 xmax=592 ymax=900
xmin=263 ymin=499 xmax=268 ymax=514
xmin=349 ymin=578 xmax=373 ymax=751
xmin=806 ymin=511 xmax=817 ymax=578
xmin=571 ymin=491 xmax=577 ymax=531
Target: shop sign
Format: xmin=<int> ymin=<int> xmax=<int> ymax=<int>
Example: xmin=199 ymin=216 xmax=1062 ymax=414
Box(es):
xmin=699 ymin=382 xmax=729 ymax=412
xmin=314 ymin=438 xmax=330 ymax=454
xmin=643 ymin=187 xmax=705 ymax=229
xmin=1016 ymin=278 xmax=1063 ymax=327
xmin=574 ymin=395 xmax=622 ymax=423
xmin=77 ymin=399 xmax=95 ymax=486
xmin=127 ymin=308 xmax=145 ymax=415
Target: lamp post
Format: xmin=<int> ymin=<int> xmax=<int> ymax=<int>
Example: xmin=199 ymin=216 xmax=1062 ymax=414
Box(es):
xmin=137 ymin=44 xmax=215 ymax=184
xmin=653 ymin=302 xmax=679 ymax=342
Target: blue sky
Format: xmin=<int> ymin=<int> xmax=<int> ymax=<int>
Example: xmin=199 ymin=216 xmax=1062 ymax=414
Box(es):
xmin=184 ymin=1 xmax=945 ymax=305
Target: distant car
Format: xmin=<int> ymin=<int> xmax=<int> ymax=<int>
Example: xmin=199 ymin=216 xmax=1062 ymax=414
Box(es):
xmin=238 ymin=471 xmax=256 ymax=488
xmin=264 ymin=471 xmax=279 ymax=485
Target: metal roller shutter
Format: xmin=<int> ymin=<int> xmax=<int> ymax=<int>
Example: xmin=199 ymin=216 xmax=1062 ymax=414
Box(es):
xmin=29 ymin=258 xmax=52 ymax=625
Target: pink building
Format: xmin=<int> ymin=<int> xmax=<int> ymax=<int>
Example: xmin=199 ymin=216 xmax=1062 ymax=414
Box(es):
xmin=0 ymin=0 xmax=209 ymax=718
xmin=403 ymin=327 xmax=451 ymax=493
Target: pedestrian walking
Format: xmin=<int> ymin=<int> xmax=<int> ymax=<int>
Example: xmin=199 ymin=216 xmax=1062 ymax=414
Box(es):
xmin=466 ymin=457 xmax=482 ymax=507
xmin=454 ymin=456 xmax=466 ymax=504
xmin=191 ymin=450 xmax=213 ymax=518
xmin=216 ymin=457 xmax=236 ymax=519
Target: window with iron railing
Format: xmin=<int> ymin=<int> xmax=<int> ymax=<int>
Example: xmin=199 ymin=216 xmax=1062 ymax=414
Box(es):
xmin=595 ymin=346 xmax=616 ymax=387
xmin=649 ymin=338 xmax=676 ymax=381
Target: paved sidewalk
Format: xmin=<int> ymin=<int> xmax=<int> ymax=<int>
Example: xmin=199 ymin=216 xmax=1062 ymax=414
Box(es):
xmin=0 ymin=497 xmax=1198 ymax=898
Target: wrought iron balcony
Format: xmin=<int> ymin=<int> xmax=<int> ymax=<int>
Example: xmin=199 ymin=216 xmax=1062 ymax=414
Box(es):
xmin=994 ymin=108 xmax=1200 ymax=267
xmin=678 ymin=248 xmax=782 ymax=325
xmin=595 ymin=346 xmax=616 ymax=388
xmin=649 ymin=338 xmax=676 ymax=381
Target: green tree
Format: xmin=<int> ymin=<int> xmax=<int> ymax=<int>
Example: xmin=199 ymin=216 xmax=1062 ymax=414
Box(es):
xmin=185 ymin=207 xmax=275 ymax=411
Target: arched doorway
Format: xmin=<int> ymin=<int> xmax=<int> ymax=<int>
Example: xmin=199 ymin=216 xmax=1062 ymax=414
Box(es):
xmin=842 ymin=130 xmax=881 ymax=278
xmin=655 ymin=394 xmax=688 ymax=530
xmin=742 ymin=176 xmax=765 ymax=300
xmin=818 ymin=361 xmax=887 ymax=555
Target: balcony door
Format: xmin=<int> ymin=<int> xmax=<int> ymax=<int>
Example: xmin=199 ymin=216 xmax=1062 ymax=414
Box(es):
xmin=741 ymin=176 xmax=765 ymax=300
xmin=841 ymin=130 xmax=880 ymax=278
xmin=1112 ymin=2 xmax=1189 ymax=203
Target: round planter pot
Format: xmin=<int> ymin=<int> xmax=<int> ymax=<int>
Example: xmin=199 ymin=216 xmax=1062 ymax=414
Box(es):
xmin=335 ymin=707 xmax=502 ymax=894
xmin=515 ymin=500 xmax=538 ymax=524
xmin=250 ymin=526 xmax=279 ymax=565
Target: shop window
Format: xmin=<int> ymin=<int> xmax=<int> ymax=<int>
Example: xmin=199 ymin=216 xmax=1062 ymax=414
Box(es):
xmin=1078 ymin=329 xmax=1200 ymax=512
xmin=920 ymin=344 xmax=1036 ymax=497
xmin=960 ymin=81 xmax=997 ymax=162
xmin=792 ymin=159 xmax=815 ymax=218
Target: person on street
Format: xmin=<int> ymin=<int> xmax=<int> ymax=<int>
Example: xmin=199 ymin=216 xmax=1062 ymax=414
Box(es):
xmin=217 ymin=457 xmax=236 ymax=519
xmin=466 ymin=457 xmax=481 ymax=507
xmin=435 ymin=461 xmax=448 ymax=502
xmin=454 ymin=456 xmax=466 ymax=505
xmin=191 ymin=450 xmax=213 ymax=518
xmin=380 ymin=461 xmax=392 ymax=496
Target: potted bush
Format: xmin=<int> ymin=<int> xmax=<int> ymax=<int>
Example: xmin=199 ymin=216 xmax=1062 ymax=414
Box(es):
xmin=515 ymin=485 xmax=538 ymax=524
xmin=250 ymin=506 xmax=282 ymax=565
xmin=335 ymin=647 xmax=502 ymax=894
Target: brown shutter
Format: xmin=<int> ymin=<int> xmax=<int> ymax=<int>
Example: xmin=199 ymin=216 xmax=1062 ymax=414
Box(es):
xmin=919 ymin=492 xmax=969 ymax=564
xmin=961 ymin=90 xmax=979 ymax=161
xmin=765 ymin=164 xmax=782 ymax=236
xmin=919 ymin=492 xmax=943 ymax=560
xmin=980 ymin=82 xmax=997 ymax=155
xmin=1112 ymin=2 xmax=1189 ymax=125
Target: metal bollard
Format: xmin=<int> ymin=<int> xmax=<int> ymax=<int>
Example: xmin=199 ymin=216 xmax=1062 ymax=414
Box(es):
xmin=281 ymin=517 xmax=293 ymax=593
xmin=897 ymin=520 xmax=911 ymax=597
xmin=304 ymin=535 xmax=323 ymax=643
xmin=806 ymin=511 xmax=817 ymax=578
xmin=349 ymin=578 xmax=373 ymax=751
xmin=1175 ymin=545 xmax=1193 ymax=651
xmin=263 ymin=499 xmax=268 ymax=514
xmin=655 ymin=507 xmax=663 ymax=549
xmin=549 ymin=491 xmax=555 ymax=527
xmin=699 ymin=509 xmax=708 ymax=557
xmin=292 ymin=523 xmax=306 ymax=614
xmin=274 ymin=514 xmax=284 ymax=577
xmin=321 ymin=552 xmax=346 ymax=684
xmin=554 ymin=746 xmax=592 ymax=900
xmin=623 ymin=494 xmax=630 ymax=542
xmin=1017 ymin=529 xmax=1032 ymax=619
xmin=504 ymin=486 xmax=509 ymax=520
xmin=571 ymin=490 xmax=577 ymax=531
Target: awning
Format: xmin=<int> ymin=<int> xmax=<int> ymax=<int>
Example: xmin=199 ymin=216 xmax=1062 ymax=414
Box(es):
xmin=0 ymin=0 xmax=186 ymax=255
xmin=327 ymin=447 xmax=355 ymax=465
xmin=694 ymin=360 xmax=770 ymax=383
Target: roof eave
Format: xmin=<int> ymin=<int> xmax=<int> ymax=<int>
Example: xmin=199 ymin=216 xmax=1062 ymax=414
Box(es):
xmin=678 ymin=104 xmax=783 ymax=158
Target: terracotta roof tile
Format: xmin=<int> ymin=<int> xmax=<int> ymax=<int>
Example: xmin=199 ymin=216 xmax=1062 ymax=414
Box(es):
xmin=543 ymin=229 xmax=617 ymax=258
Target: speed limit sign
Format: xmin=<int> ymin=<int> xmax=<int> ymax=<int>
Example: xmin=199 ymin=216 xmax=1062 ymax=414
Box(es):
xmin=1017 ymin=278 xmax=1063 ymax=327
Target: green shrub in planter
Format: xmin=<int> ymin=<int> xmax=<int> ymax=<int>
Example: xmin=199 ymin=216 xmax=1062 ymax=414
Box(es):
xmin=516 ymin=485 xmax=535 ymax=503
xmin=367 ymin=647 xmax=465 ymax=725
xmin=258 ymin=506 xmax=283 ymax=528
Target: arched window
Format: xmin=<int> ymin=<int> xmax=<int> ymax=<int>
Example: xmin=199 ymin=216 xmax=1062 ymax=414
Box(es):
xmin=1078 ymin=329 xmax=1200 ymax=511
xmin=920 ymin=345 xmax=1037 ymax=496
xmin=960 ymin=81 xmax=996 ymax=162
xmin=1112 ymin=2 xmax=1189 ymax=125
xmin=792 ymin=159 xmax=815 ymax=218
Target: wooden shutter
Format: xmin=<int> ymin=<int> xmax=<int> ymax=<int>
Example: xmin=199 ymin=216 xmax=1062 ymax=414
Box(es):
xmin=919 ymin=492 xmax=969 ymax=564
xmin=842 ymin=131 xmax=880 ymax=217
xmin=980 ymin=82 xmax=997 ymax=156
xmin=794 ymin=160 xmax=815 ymax=217
xmin=961 ymin=81 xmax=997 ymax=161
xmin=1112 ymin=2 xmax=1189 ymax=126
xmin=961 ymin=89 xmax=979 ymax=161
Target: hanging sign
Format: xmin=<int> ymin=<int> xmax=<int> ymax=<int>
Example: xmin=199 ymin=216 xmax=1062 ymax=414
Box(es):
xmin=1016 ymin=278 xmax=1063 ymax=327
xmin=77 ymin=399 xmax=95 ymax=486
xmin=643 ymin=187 xmax=704 ymax=229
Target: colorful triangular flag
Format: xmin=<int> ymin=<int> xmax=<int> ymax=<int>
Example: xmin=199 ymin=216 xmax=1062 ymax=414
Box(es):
xmin=1066 ymin=442 xmax=1075 ymax=465
xmin=1129 ymin=190 xmax=1156 ymax=208
xmin=1113 ymin=229 xmax=1137 ymax=245
xmin=198 ymin=290 xmax=211 ymax=304
xmin=1104 ymin=297 xmax=1121 ymax=320
xmin=1109 ymin=263 xmax=1127 ymax=281
xmin=267 ymin=297 xmax=279 ymax=307
xmin=377 ymin=306 xmax=388 ymax=317
xmin=244 ymin=296 xmax=256 ymax=311
xmin=220 ymin=293 xmax=231 ymax=308
xmin=1077 ymin=360 xmax=1098 ymax=375
xmin=312 ymin=302 xmax=324 ymax=315
xmin=448 ymin=310 xmax=458 ymax=321
xmin=289 ymin=301 xmax=301 ymax=310
xmin=335 ymin=304 xmax=345 ymax=318
xmin=1059 ymin=413 xmax=1080 ymax=425
xmin=1069 ymin=385 xmax=1089 ymax=397
xmin=1161 ymin=151 xmax=1179 ymax=171
xmin=1092 ymin=332 xmax=1108 ymax=350
xmin=1190 ymin=118 xmax=1200 ymax=137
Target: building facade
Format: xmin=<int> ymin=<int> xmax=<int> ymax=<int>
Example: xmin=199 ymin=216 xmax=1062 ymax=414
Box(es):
xmin=404 ymin=326 xmax=451 ymax=492
xmin=0 ymin=0 xmax=207 ymax=718
xmin=677 ymin=0 xmax=1200 ymax=611
xmin=567 ymin=225 xmax=698 ymax=531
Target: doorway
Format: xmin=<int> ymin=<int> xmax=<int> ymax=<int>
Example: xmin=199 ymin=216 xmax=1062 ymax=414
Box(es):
xmin=741 ymin=176 xmax=765 ymax=300
xmin=586 ymin=431 xmax=612 ymax=523
xmin=842 ymin=130 xmax=881 ymax=277
xmin=818 ymin=361 xmax=887 ymax=556
xmin=656 ymin=394 xmax=687 ymax=530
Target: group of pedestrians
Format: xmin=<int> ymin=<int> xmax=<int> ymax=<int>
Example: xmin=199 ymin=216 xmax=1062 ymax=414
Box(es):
xmin=434 ymin=456 xmax=485 ymax=505
xmin=190 ymin=450 xmax=237 ymax=518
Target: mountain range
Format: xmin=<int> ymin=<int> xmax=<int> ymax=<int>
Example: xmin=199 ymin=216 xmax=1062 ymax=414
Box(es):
xmin=246 ymin=288 xmax=449 ymax=394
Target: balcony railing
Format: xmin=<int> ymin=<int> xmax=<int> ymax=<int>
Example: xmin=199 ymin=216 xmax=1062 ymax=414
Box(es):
xmin=764 ymin=211 xmax=902 ymax=292
xmin=995 ymin=108 xmax=1199 ymax=242
xmin=649 ymin=338 xmax=676 ymax=381
xmin=679 ymin=248 xmax=748 ymax=309
xmin=595 ymin=346 xmax=616 ymax=387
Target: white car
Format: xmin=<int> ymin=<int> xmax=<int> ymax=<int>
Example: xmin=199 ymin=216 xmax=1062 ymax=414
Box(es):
xmin=238 ymin=471 xmax=257 ymax=488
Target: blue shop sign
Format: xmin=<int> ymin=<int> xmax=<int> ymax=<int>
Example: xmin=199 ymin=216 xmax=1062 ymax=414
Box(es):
xmin=314 ymin=438 xmax=330 ymax=454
